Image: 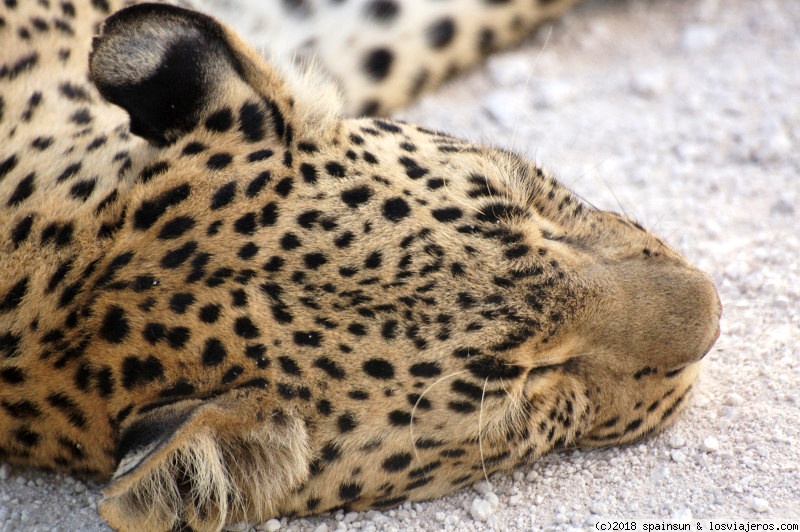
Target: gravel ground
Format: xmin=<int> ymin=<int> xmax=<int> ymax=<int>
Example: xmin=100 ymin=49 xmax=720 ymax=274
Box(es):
xmin=1 ymin=0 xmax=798 ymax=530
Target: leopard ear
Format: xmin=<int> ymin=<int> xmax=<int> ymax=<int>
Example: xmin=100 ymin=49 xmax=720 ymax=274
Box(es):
xmin=99 ymin=391 xmax=311 ymax=531
xmin=89 ymin=4 xmax=233 ymax=145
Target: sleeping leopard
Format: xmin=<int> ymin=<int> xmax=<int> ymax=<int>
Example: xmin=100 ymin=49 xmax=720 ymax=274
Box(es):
xmin=0 ymin=1 xmax=721 ymax=530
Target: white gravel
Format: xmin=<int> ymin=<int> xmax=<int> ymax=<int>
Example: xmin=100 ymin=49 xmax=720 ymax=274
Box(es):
xmin=2 ymin=0 xmax=799 ymax=530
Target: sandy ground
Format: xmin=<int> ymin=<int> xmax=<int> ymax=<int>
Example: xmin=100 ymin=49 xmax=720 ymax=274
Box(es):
xmin=1 ymin=0 xmax=798 ymax=530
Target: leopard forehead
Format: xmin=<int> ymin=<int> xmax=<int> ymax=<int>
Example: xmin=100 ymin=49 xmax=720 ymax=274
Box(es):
xmin=0 ymin=1 xmax=720 ymax=530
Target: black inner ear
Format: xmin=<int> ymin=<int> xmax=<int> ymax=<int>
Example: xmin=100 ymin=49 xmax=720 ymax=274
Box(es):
xmin=115 ymin=400 xmax=199 ymax=474
xmin=90 ymin=4 xmax=245 ymax=146
xmin=96 ymin=37 xmax=206 ymax=146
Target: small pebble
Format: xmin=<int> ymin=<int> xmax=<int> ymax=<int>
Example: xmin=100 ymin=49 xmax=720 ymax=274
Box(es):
xmin=672 ymin=508 xmax=693 ymax=520
xmin=264 ymin=518 xmax=281 ymax=532
xmin=487 ymin=53 xmax=534 ymax=86
xmin=749 ymin=497 xmax=770 ymax=513
xmin=473 ymin=481 xmax=493 ymax=496
xmin=470 ymin=497 xmax=495 ymax=522
xmin=535 ymin=80 xmax=576 ymax=109
xmin=701 ymin=436 xmax=720 ymax=452
xmin=668 ymin=435 xmax=687 ymax=449
xmin=483 ymin=89 xmax=528 ymax=129
xmin=630 ymin=69 xmax=670 ymax=98
xmin=682 ymin=25 xmax=719 ymax=52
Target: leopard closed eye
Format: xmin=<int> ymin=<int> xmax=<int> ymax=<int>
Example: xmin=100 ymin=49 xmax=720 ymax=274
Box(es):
xmin=0 ymin=1 xmax=721 ymax=531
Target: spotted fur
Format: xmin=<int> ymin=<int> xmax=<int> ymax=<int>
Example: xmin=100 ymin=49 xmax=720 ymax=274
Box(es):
xmin=0 ymin=1 xmax=720 ymax=531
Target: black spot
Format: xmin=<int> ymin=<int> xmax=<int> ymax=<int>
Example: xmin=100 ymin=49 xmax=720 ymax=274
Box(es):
xmin=239 ymin=102 xmax=266 ymax=142
xmin=409 ymin=362 xmax=441 ymax=378
xmin=1 ymin=367 xmax=26 ymax=384
xmin=137 ymin=162 xmax=170 ymax=185
xmin=294 ymin=330 xmax=322 ymax=347
xmin=32 ymin=136 xmax=54 ymax=150
xmin=300 ymin=163 xmax=318 ymax=184
xmin=202 ymin=338 xmax=227 ymax=366
xmin=363 ymin=48 xmax=394 ymax=81
xmin=476 ymin=202 xmax=525 ymax=223
xmin=341 ymin=185 xmax=373 ymax=208
xmin=99 ymin=305 xmax=129 ymax=343
xmin=388 ymin=410 xmax=412 ymax=426
xmin=275 ymin=177 xmax=294 ymax=197
xmin=383 ymin=197 xmax=410 ymax=221
xmin=382 ymin=452 xmax=411 ymax=472
xmin=427 ymin=178 xmax=445 ymax=190
xmin=427 ymin=18 xmax=456 ymax=49
xmin=338 ymin=482 xmax=362 ymax=502
xmin=1 ymin=399 xmax=40 ymax=419
xmin=69 ymin=107 xmax=92 ymax=124
xmin=363 ymin=358 xmax=395 ymax=379
xmin=297 ymin=210 xmax=321 ymax=229
xmin=205 ymin=107 xmax=233 ymax=132
xmin=234 ymin=316 xmax=261 ymax=339
xmin=234 ymin=212 xmax=257 ymax=235
xmin=407 ymin=393 xmax=431 ymax=410
xmin=280 ymin=232 xmax=302 ymax=250
xmin=313 ymin=357 xmax=346 ymax=379
xmin=7 ymin=173 xmax=36 ymax=206
xmin=381 ymin=320 xmax=398 ymax=339
xmin=466 ymin=356 xmax=523 ymax=380
xmin=334 ymin=231 xmax=354 ymax=248
xmin=211 ymin=181 xmax=237 ymax=210
xmin=625 ymin=418 xmax=643 ymax=432
xmin=46 ymin=393 xmax=86 ymax=429
xmin=364 ymin=0 xmax=399 ymax=21
xmin=13 ymin=427 xmax=40 ymax=447
xmin=160 ymin=379 xmax=196 ymax=398
xmin=325 ymin=162 xmax=346 ymax=178
xmin=69 ymin=178 xmax=97 ymax=202
xmin=0 ymin=155 xmax=18 ymax=181
xmin=207 ymin=153 xmax=233 ymax=170
xmin=238 ymin=242 xmax=259 ymax=260
xmin=337 ymin=412 xmax=357 ymax=433
xmin=158 ymin=216 xmax=195 ymax=240
xmin=634 ymin=367 xmax=657 ymax=380
xmin=134 ymin=183 xmax=191 ymax=230
xmin=0 ymin=277 xmax=28 ymax=313
xmin=247 ymin=171 xmax=271 ymax=196
xmin=142 ymin=322 xmax=166 ymax=345
xmin=221 ymin=365 xmax=244 ymax=384
xmin=247 ymin=150 xmax=273 ymax=165
xmin=262 ymin=256 xmax=285 ymax=273
xmin=55 ymin=162 xmax=81 ymax=183
xmin=121 ymin=355 xmax=163 ymax=389
xmin=432 ymin=207 xmax=462 ymax=222
xmin=304 ymin=253 xmax=328 ymax=269
xmin=260 ymin=202 xmax=279 ymax=227
xmin=169 ymin=293 xmax=195 ymax=314
xmin=0 ymin=332 xmax=21 ymax=358
xmin=199 ymin=304 xmax=222 ymax=324
xmin=505 ymin=245 xmax=529 ymax=259
xmin=181 ymin=141 xmax=206 ymax=155
xmin=160 ymin=241 xmax=197 ymax=269
xmin=278 ymin=355 xmax=302 ymax=376
xmin=11 ymin=214 xmax=34 ymax=247
xmin=398 ymin=156 xmax=428 ymax=179
xmin=448 ymin=400 xmax=476 ymax=414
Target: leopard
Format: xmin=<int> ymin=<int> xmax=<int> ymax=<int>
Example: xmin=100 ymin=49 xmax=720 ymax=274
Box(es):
xmin=0 ymin=1 xmax=721 ymax=531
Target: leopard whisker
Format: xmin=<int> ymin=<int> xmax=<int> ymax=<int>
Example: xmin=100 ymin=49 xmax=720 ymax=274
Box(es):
xmin=478 ymin=377 xmax=491 ymax=486
xmin=409 ymin=370 xmax=470 ymax=466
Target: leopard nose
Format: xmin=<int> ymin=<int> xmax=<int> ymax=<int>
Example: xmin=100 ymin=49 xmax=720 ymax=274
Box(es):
xmin=584 ymin=259 xmax=722 ymax=368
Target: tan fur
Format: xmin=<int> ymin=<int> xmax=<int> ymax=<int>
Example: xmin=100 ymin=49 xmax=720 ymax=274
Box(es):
xmin=0 ymin=1 xmax=720 ymax=530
